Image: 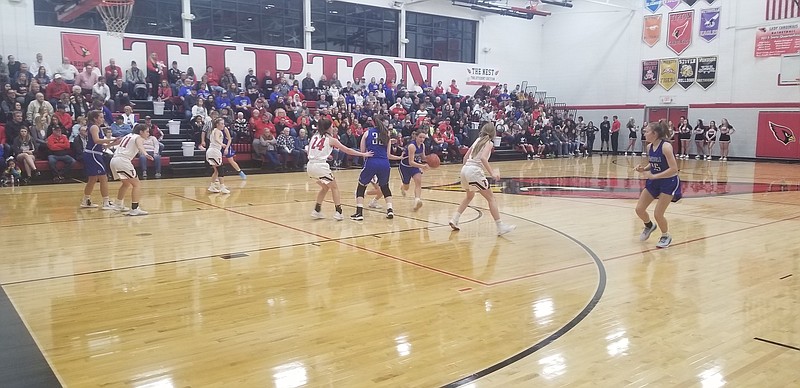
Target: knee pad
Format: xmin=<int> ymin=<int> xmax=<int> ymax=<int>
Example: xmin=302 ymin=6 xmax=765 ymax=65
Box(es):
xmin=355 ymin=183 xmax=367 ymax=198
xmin=380 ymin=184 xmax=392 ymax=198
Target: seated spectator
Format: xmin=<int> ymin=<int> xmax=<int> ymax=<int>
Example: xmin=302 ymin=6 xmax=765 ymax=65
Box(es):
xmin=71 ymin=124 xmax=89 ymax=158
xmin=232 ymin=111 xmax=248 ymax=144
xmin=92 ymin=76 xmax=113 ymax=112
xmin=75 ymin=63 xmax=98 ymax=95
xmin=46 ymin=125 xmax=74 ymax=182
xmin=53 ymin=103 xmax=73 ymax=130
xmin=232 ymin=91 xmax=252 ymax=119
xmin=125 ymin=61 xmax=147 ymax=100
xmin=2 ymin=157 xmax=22 ymax=186
xmin=53 ymin=57 xmax=79 ymax=85
xmin=110 ymin=115 xmax=131 ymax=138
xmin=157 ymin=79 xmax=176 ymax=111
xmin=189 ymin=115 xmax=206 ymax=149
xmin=276 ymin=127 xmax=302 ymax=170
xmin=294 ymin=127 xmax=309 ymax=166
xmin=34 ymin=66 xmax=51 ymax=90
xmin=110 ymin=78 xmax=130 ymax=112
xmin=139 ymin=125 xmax=161 ymax=179
xmin=253 ymin=131 xmax=279 ymax=169
xmin=12 ymin=126 xmax=39 ymax=182
xmin=26 ymin=92 xmax=53 ymax=123
xmin=70 ymin=115 xmax=86 ymax=141
xmin=120 ymin=104 xmax=136 ymax=126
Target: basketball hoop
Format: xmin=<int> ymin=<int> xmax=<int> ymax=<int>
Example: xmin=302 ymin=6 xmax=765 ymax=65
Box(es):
xmin=96 ymin=0 xmax=134 ymax=38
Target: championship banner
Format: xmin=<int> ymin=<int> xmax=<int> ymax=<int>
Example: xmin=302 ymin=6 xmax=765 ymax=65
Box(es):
xmin=756 ymin=111 xmax=800 ymax=159
xmin=61 ymin=32 xmax=101 ymax=73
xmin=658 ymin=58 xmax=678 ymax=90
xmin=642 ymin=60 xmax=659 ymax=90
xmin=466 ymin=67 xmax=500 ymax=86
xmin=645 ymin=0 xmax=662 ymax=13
xmin=668 ymin=10 xmax=694 ymax=55
xmin=695 ymin=56 xmax=717 ymax=89
xmin=643 ymin=15 xmax=662 ymax=47
xmin=664 ymin=0 xmax=680 ymax=10
xmin=754 ymin=23 xmax=800 ymax=58
xmin=677 ymin=57 xmax=697 ymax=89
xmin=683 ymin=0 xmax=697 ymax=6
xmin=699 ymin=8 xmax=720 ymax=42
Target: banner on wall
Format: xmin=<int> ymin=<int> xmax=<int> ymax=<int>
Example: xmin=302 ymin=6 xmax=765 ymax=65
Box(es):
xmin=642 ymin=60 xmax=659 ymax=90
xmin=695 ymin=56 xmax=717 ymax=89
xmin=683 ymin=0 xmax=697 ymax=6
xmin=668 ymin=10 xmax=694 ymax=55
xmin=645 ymin=0 xmax=662 ymax=13
xmin=664 ymin=0 xmax=680 ymax=9
xmin=699 ymin=8 xmax=720 ymax=42
xmin=677 ymin=57 xmax=697 ymax=89
xmin=466 ymin=67 xmax=500 ymax=86
xmin=754 ymin=23 xmax=800 ymax=57
xmin=643 ymin=15 xmax=663 ymax=47
xmin=658 ymin=58 xmax=678 ymax=90
xmin=61 ymin=32 xmax=101 ymax=72
xmin=756 ymin=112 xmax=800 ymax=159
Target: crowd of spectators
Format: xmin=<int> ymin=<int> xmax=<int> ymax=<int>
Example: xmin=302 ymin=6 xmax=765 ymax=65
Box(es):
xmin=1 ymin=50 xmax=594 ymax=183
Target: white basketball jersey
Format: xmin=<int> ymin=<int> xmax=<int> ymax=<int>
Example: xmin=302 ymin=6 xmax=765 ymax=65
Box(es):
xmin=113 ymin=134 xmax=141 ymax=159
xmin=209 ymin=128 xmax=224 ymax=150
xmin=307 ymin=134 xmax=333 ymax=163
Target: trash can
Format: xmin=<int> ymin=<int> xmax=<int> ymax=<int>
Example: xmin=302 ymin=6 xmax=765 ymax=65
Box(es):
xmin=493 ymin=136 xmax=501 ymax=147
xmin=153 ymin=101 xmax=165 ymax=115
xmin=168 ymin=120 xmax=181 ymax=135
xmin=181 ymin=142 xmax=195 ymax=157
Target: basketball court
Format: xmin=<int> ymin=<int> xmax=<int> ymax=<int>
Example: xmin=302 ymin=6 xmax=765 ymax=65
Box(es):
xmin=1 ymin=156 xmax=799 ymax=387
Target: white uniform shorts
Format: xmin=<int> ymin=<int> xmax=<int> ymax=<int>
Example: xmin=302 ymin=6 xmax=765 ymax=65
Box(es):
xmin=307 ymin=162 xmax=334 ymax=184
xmin=206 ymin=148 xmax=222 ymax=166
xmin=110 ymin=157 xmax=137 ymax=180
xmin=460 ymin=165 xmax=489 ymax=192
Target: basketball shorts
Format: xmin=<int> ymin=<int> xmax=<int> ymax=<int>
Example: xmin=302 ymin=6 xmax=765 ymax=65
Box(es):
xmin=83 ymin=151 xmax=107 ymax=177
xmin=460 ymin=165 xmax=489 ymax=192
xmin=206 ymin=148 xmax=222 ymax=166
xmin=307 ymin=162 xmax=334 ymax=184
xmin=645 ymin=176 xmax=682 ymax=202
xmin=110 ymin=157 xmax=137 ymax=180
xmin=398 ymin=164 xmax=421 ymax=185
xmin=358 ymin=158 xmax=390 ymax=186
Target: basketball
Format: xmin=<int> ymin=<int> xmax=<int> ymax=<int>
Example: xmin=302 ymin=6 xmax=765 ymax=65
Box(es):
xmin=426 ymin=154 xmax=441 ymax=168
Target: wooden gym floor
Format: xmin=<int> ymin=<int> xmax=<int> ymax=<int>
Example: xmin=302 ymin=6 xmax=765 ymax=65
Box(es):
xmin=0 ymin=155 xmax=798 ymax=387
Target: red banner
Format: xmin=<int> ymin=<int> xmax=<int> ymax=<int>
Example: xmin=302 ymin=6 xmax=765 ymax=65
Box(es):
xmin=668 ymin=10 xmax=693 ymax=55
xmin=61 ymin=32 xmax=102 ymax=72
xmin=754 ymin=23 xmax=800 ymax=58
xmin=756 ymin=111 xmax=800 ymax=159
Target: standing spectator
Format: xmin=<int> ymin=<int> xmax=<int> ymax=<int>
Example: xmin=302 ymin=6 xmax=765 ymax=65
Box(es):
xmin=46 ymin=125 xmax=74 ymax=182
xmin=610 ymin=115 xmax=621 ymax=155
xmin=599 ymin=116 xmax=611 ymax=154
xmin=146 ymin=52 xmax=163 ymax=101
xmin=7 ymin=55 xmax=20 ymax=81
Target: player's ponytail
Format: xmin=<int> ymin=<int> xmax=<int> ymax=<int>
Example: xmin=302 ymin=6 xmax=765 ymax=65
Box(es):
xmin=317 ymin=118 xmax=332 ymax=137
xmin=471 ymin=122 xmax=497 ymax=159
xmin=373 ymin=114 xmax=389 ymax=145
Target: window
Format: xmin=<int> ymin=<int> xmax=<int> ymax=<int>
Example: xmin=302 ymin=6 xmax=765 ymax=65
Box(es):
xmin=191 ymin=0 xmax=303 ymax=48
xmin=405 ymin=12 xmax=476 ymax=63
xmin=33 ymin=0 xmax=183 ymax=38
xmin=310 ymin=0 xmax=399 ymax=57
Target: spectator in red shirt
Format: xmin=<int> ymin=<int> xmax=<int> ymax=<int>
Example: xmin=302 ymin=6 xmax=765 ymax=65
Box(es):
xmin=448 ymin=79 xmax=460 ymax=97
xmin=611 ymin=115 xmax=621 ymax=155
xmin=54 ymin=103 xmax=73 ymax=130
xmin=46 ymin=125 xmax=74 ymax=181
xmin=46 ymin=74 xmax=72 ymax=107
xmin=390 ymin=102 xmax=407 ymax=120
xmin=104 ymin=58 xmax=122 ymax=85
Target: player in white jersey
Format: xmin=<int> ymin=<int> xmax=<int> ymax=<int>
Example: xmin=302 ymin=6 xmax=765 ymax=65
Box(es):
xmin=110 ymin=124 xmax=153 ymax=216
xmin=448 ymin=123 xmax=515 ymax=236
xmin=308 ymin=118 xmax=373 ymax=220
xmin=206 ymin=118 xmax=231 ymax=194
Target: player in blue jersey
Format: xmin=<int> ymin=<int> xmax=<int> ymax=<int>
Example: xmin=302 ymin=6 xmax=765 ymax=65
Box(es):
xmin=398 ymin=131 xmax=430 ymax=211
xmin=635 ymin=120 xmax=682 ymax=248
xmin=351 ymin=115 xmax=396 ymax=220
xmin=80 ymin=110 xmax=120 ymax=210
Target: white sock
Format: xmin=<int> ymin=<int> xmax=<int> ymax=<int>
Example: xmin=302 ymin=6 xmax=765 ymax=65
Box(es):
xmin=496 ymin=220 xmax=503 ymax=227
xmin=452 ymin=213 xmax=461 ymax=222
xmin=386 ymin=201 xmax=393 ymax=209
xmin=103 ymin=196 xmax=110 ymax=205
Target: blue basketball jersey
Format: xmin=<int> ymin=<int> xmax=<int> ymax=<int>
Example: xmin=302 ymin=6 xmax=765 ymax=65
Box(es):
xmin=648 ymin=140 xmax=670 ymax=174
xmin=365 ymin=128 xmax=388 ymax=159
xmin=87 ymin=125 xmax=105 ymax=154
xmin=400 ymin=141 xmax=424 ymax=167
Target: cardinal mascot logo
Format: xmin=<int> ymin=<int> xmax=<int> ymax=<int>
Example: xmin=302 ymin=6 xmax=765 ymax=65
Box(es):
xmin=672 ymin=19 xmax=689 ymax=38
xmin=769 ymin=121 xmax=796 ymax=146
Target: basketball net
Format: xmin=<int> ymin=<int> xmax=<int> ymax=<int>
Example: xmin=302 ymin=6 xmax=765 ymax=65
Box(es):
xmin=96 ymin=0 xmax=135 ymax=38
